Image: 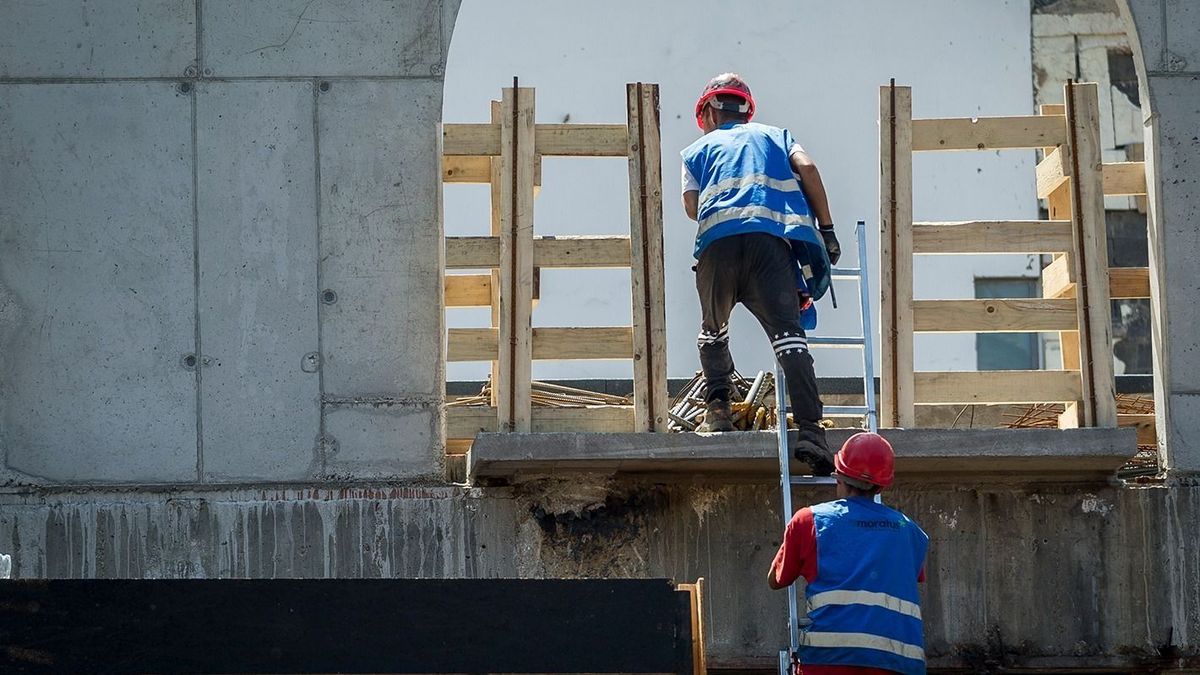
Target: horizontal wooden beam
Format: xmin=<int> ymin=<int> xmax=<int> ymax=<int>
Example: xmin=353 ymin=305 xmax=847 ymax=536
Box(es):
xmin=443 ymin=155 xmax=542 ymax=185
xmin=911 ymin=115 xmax=1067 ymax=152
xmin=1118 ymin=413 xmax=1156 ymax=445
xmin=446 ymin=439 xmax=474 ymax=456
xmin=446 ymin=235 xmax=631 ymax=269
xmin=913 ymin=220 xmax=1074 ymax=254
xmin=445 ymin=273 xmax=540 ymax=307
xmin=448 ymin=326 xmax=634 ymax=361
xmin=1043 ymin=266 xmax=1150 ymax=300
xmin=443 ymin=123 xmax=629 ymax=156
xmin=913 ymin=298 xmax=1078 ymax=333
xmin=1035 ymin=147 xmax=1070 ymax=199
xmin=445 ymin=274 xmax=491 ymax=307
xmin=447 ymin=405 xmax=635 ymax=438
xmin=1103 ymin=161 xmax=1147 ymax=196
xmin=914 ymin=370 xmax=1082 ymax=404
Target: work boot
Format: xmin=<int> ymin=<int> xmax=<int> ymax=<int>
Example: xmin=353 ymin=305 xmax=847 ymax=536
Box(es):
xmin=698 ymin=399 xmax=735 ymax=433
xmin=793 ymin=423 xmax=834 ymax=476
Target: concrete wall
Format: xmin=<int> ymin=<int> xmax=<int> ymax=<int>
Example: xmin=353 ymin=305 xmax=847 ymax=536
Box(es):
xmin=0 ymin=1 xmax=460 ymax=485
xmin=443 ymin=0 xmax=1041 ymax=382
xmin=2 ymin=480 xmax=1196 ymax=669
xmin=1117 ymin=0 xmax=1200 ymax=475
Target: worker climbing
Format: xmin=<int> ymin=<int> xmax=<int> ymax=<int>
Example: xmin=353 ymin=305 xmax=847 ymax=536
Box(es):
xmin=680 ymin=73 xmax=840 ymax=473
xmin=768 ymin=433 xmax=929 ymax=675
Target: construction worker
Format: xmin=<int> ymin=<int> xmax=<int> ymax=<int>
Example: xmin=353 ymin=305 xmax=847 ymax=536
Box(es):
xmin=768 ymin=433 xmax=929 ymax=675
xmin=681 ymin=73 xmax=839 ymax=472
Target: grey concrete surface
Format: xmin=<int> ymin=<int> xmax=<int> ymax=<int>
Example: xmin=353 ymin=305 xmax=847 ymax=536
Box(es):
xmin=196 ymin=80 xmax=321 ymax=482
xmin=0 ymin=2 xmax=457 ymax=484
xmin=1119 ymin=0 xmax=1200 ymax=474
xmin=0 ymin=0 xmax=196 ymax=78
xmin=200 ymin=0 xmax=454 ymax=78
xmin=0 ymin=481 xmax=1196 ymax=670
xmin=467 ymin=428 xmax=1139 ymax=484
xmin=0 ymin=83 xmax=198 ymax=484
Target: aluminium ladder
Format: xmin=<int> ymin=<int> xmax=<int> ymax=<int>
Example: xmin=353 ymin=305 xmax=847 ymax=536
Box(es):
xmin=776 ymin=220 xmax=879 ymax=675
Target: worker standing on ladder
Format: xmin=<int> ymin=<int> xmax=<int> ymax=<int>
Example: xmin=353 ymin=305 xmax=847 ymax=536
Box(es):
xmin=768 ymin=433 xmax=929 ymax=675
xmin=681 ymin=73 xmax=839 ymax=471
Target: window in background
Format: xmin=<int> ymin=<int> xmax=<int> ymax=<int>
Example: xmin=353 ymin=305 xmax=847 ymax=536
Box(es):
xmin=975 ymin=278 xmax=1041 ymax=371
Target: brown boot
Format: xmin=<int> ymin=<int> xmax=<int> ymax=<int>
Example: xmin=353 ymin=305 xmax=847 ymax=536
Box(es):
xmin=698 ymin=399 xmax=735 ymax=433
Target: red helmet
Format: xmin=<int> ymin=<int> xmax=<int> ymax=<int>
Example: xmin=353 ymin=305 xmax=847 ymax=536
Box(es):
xmin=834 ymin=432 xmax=895 ymax=489
xmin=694 ymin=73 xmax=756 ymax=130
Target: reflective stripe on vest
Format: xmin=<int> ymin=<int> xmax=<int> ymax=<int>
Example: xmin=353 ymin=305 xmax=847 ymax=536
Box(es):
xmin=803 ymin=631 xmax=926 ymax=662
xmin=808 ymin=589 xmax=923 ymax=620
xmin=698 ymin=205 xmax=813 ymax=237
xmin=697 ymin=172 xmax=802 ymax=211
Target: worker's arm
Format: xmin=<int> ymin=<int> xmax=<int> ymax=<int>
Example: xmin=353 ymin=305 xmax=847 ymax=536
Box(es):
xmin=768 ymin=508 xmax=816 ymax=590
xmin=683 ymin=190 xmax=699 ymax=221
xmin=790 ymin=149 xmax=840 ymax=264
xmin=789 ymin=150 xmax=832 ymax=227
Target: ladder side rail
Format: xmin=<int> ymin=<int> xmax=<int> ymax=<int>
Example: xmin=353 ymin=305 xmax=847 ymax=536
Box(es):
xmin=775 ymin=364 xmax=802 ymax=663
xmin=857 ymin=220 xmax=880 ymax=432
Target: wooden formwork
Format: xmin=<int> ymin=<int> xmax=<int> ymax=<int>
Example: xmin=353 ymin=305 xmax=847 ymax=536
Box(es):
xmin=443 ymin=83 xmax=669 ymax=452
xmin=880 ymin=81 xmax=1128 ymax=430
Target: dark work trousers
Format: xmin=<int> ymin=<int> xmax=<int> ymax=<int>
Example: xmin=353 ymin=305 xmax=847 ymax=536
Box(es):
xmin=695 ymin=232 xmax=824 ymax=426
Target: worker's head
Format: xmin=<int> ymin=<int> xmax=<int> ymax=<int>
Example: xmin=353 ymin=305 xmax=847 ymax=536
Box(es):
xmin=833 ymin=432 xmax=895 ymax=497
xmin=694 ymin=73 xmax=755 ymax=133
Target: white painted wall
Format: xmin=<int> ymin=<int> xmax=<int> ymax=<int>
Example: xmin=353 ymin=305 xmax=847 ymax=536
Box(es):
xmin=443 ymin=0 xmax=1040 ymax=381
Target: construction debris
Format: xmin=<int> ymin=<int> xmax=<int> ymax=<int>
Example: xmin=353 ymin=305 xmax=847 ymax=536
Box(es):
xmin=1004 ymin=394 xmax=1159 ymax=477
xmin=667 ymin=370 xmax=812 ymax=433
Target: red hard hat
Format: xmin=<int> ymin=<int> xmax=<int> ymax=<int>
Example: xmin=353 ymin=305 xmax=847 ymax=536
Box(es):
xmin=694 ymin=73 xmax=756 ymax=130
xmin=834 ymin=432 xmax=895 ymax=489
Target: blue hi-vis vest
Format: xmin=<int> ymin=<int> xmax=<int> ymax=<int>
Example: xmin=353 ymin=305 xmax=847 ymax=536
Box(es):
xmin=681 ymin=122 xmax=831 ymax=304
xmin=802 ymin=497 xmax=930 ymax=675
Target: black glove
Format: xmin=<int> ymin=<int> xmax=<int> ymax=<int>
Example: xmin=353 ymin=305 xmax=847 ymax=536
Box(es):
xmin=820 ymin=225 xmax=841 ymax=265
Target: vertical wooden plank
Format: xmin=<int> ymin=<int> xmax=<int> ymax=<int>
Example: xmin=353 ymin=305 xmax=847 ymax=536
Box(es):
xmin=488 ymin=101 xmax=502 ymax=408
xmin=628 ymin=83 xmax=670 ymax=432
xmin=695 ymin=577 xmax=708 ymax=675
xmin=1062 ymin=82 xmax=1117 ymax=428
xmin=497 ymin=86 xmax=535 ymax=432
xmin=879 ymin=83 xmax=915 ymax=428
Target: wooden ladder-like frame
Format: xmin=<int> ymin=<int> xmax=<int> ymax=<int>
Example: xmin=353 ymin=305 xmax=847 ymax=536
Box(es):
xmin=442 ymin=83 xmax=668 ymax=453
xmin=880 ymin=81 xmax=1122 ymax=429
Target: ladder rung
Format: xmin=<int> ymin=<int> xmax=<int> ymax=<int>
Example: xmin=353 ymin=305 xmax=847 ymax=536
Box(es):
xmin=831 ymin=267 xmax=861 ymax=279
xmin=824 ymin=405 xmax=871 ymax=415
xmin=808 ymin=336 xmax=865 ymax=347
xmin=790 ymin=476 xmax=838 ymax=485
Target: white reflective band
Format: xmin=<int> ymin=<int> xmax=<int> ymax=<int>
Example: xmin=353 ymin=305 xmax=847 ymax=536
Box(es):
xmin=699 ymin=173 xmax=801 ymax=209
xmin=809 ymin=590 xmax=923 ymax=620
xmin=699 ymin=206 xmax=813 ymax=236
xmin=802 ymin=631 xmax=925 ymax=662
xmin=772 ymin=338 xmax=808 ymax=353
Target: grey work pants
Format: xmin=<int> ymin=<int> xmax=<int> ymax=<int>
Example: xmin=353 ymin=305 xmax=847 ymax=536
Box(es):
xmin=694 ymin=232 xmax=824 ymax=426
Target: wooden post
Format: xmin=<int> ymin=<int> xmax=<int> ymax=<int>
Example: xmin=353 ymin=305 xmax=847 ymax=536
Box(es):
xmin=627 ymin=83 xmax=669 ymax=432
xmin=879 ymin=83 xmax=915 ymax=428
xmin=497 ymin=85 xmax=535 ymax=432
xmin=1061 ymin=82 xmax=1117 ymax=428
xmin=488 ymin=101 xmax=503 ymax=407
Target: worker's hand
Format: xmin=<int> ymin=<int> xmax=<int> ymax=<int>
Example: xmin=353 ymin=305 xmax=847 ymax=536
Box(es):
xmin=820 ymin=225 xmax=841 ymax=265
